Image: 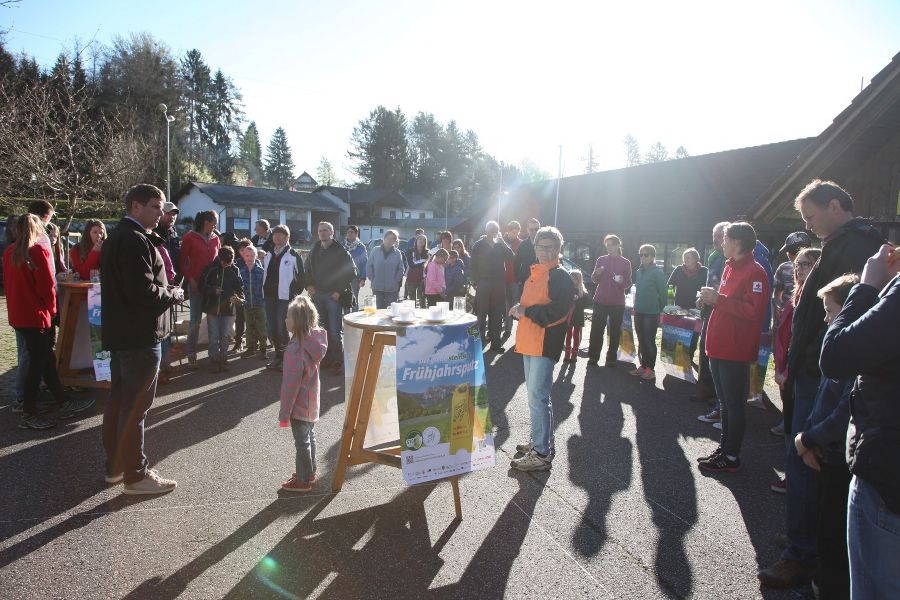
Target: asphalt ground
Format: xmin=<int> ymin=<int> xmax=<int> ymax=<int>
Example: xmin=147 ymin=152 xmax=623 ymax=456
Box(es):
xmin=0 ymin=317 xmax=813 ymax=599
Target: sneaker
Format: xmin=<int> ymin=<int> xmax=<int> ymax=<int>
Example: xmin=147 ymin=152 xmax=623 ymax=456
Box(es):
xmin=747 ymin=394 xmax=766 ymax=410
xmin=757 ymin=559 xmax=816 ymax=589
xmin=510 ymin=449 xmax=552 ymax=472
xmin=640 ymin=368 xmax=656 ymax=380
xmin=770 ymin=422 xmax=785 ymax=436
xmin=58 ymin=397 xmax=96 ymax=419
xmin=281 ymin=476 xmax=314 ymax=493
xmin=18 ymin=413 xmax=55 ymax=430
xmin=122 ymin=471 xmax=177 ymax=495
xmin=696 ymin=447 xmax=723 ymax=463
xmin=770 ymin=477 xmax=786 ymax=494
xmin=697 ymin=409 xmax=721 ymax=423
xmin=629 ymin=366 xmax=644 ymax=376
xmin=230 ymin=341 xmax=243 ymax=353
xmin=712 ymin=421 xmax=722 ymax=430
xmin=698 ymin=453 xmax=741 ymax=473
xmin=515 ymin=442 xmax=533 ymax=454
xmin=105 ymin=471 xmax=124 ymax=484
xmin=11 ymin=400 xmax=24 ymax=413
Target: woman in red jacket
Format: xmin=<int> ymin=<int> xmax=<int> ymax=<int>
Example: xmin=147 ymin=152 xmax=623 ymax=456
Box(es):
xmin=3 ymin=214 xmax=93 ymax=430
xmin=696 ymin=222 xmax=770 ymax=473
xmin=69 ymin=219 xmax=106 ymax=280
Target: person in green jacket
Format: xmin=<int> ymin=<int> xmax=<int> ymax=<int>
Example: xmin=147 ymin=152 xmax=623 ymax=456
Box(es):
xmin=631 ymin=244 xmax=667 ymax=380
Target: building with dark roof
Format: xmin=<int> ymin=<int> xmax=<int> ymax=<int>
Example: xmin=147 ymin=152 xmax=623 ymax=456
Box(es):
xmin=173 ymin=182 xmax=348 ymax=243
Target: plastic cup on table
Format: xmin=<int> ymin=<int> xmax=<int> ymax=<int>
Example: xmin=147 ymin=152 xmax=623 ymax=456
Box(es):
xmin=453 ymin=296 xmax=466 ymax=314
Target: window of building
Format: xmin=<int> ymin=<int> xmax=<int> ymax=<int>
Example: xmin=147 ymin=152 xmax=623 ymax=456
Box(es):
xmin=356 ymin=208 xmax=366 ymax=218
xmin=390 ymin=210 xmax=397 ymax=219
xmin=257 ymin=209 xmax=281 ymax=226
xmin=228 ymin=207 xmax=251 ymax=237
xmin=419 ymin=212 xmax=426 ymax=219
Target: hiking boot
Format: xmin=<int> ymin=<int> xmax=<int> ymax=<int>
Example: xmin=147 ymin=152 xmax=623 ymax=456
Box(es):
xmin=515 ymin=442 xmax=533 ymax=454
xmin=510 ymin=449 xmax=552 ymax=472
xmin=696 ymin=447 xmax=723 ymax=463
xmin=281 ymin=475 xmax=313 ymax=493
xmin=123 ymin=470 xmax=177 ymax=495
xmin=698 ymin=453 xmax=741 ymax=473
xmin=697 ymin=409 xmax=721 ymax=423
xmin=18 ymin=413 xmax=55 ymax=430
xmin=58 ymin=397 xmax=96 ymax=419
xmin=757 ymin=559 xmax=816 ymax=589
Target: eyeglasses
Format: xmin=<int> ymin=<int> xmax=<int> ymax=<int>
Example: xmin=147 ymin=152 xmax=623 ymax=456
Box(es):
xmin=640 ymin=253 xmax=653 ymax=257
xmin=794 ymin=261 xmax=813 ymax=269
xmin=534 ymin=244 xmax=557 ymax=252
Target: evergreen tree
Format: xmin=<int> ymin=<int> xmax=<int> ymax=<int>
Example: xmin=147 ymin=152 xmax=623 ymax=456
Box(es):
xmin=408 ymin=111 xmax=445 ymax=195
xmin=348 ymin=105 xmax=410 ymax=190
xmin=316 ymin=156 xmax=338 ymax=186
xmin=239 ymin=121 xmax=263 ymax=184
xmin=71 ymin=53 xmax=88 ymax=90
xmin=644 ymin=141 xmax=669 ymax=163
xmin=207 ymin=69 xmax=241 ymax=181
xmin=180 ymin=49 xmax=212 ymax=167
xmin=624 ymin=134 xmax=641 ymax=167
xmin=674 ymin=146 xmax=690 ymax=159
xmin=264 ymin=127 xmax=295 ymax=190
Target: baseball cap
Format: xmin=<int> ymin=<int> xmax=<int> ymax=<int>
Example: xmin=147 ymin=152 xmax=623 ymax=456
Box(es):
xmin=779 ymin=231 xmax=812 ymax=254
xmin=162 ymin=201 xmax=179 ymax=214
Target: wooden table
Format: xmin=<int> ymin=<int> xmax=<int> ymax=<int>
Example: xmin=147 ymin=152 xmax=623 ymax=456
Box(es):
xmin=334 ymin=310 xmax=463 ymax=520
xmin=56 ymin=281 xmax=110 ymax=389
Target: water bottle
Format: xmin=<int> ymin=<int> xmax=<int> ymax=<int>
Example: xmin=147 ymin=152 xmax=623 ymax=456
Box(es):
xmin=667 ymin=284 xmax=675 ymax=306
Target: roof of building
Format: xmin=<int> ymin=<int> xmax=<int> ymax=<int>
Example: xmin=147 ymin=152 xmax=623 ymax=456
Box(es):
xmin=748 ymin=51 xmax=900 ymax=222
xmin=314 ymin=186 xmax=439 ymax=211
xmin=349 ymin=216 xmax=468 ymax=230
xmin=174 ymin=182 xmax=345 ymax=212
xmin=505 ymin=138 xmax=814 ymax=237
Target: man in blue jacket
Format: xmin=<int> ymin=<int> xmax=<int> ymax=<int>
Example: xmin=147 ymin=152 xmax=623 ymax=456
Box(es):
xmin=343 ymin=225 xmax=367 ymax=311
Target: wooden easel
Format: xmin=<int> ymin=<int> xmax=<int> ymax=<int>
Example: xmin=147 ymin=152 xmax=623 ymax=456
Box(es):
xmin=56 ymin=282 xmax=110 ymax=389
xmin=333 ymin=316 xmax=462 ymax=520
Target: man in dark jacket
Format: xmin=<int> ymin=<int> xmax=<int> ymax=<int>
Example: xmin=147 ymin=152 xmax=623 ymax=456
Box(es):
xmin=820 ymin=244 xmax=900 ymax=599
xmin=101 ymin=184 xmax=183 ymax=496
xmin=153 ymin=201 xmax=181 ymax=284
xmin=251 ymin=219 xmax=275 ymax=253
xmin=306 ymin=221 xmax=356 ymax=374
xmin=470 ymin=220 xmax=514 ymax=352
xmin=759 ymin=179 xmax=883 ymax=589
xmin=514 ymin=217 xmax=540 ymax=286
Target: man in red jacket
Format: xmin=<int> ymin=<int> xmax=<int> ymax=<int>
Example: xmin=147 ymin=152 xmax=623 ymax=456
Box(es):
xmin=696 ymin=222 xmax=770 ymax=473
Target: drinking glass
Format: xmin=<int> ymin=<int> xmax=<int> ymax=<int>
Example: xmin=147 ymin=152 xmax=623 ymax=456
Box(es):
xmin=363 ymin=297 xmax=377 ymax=315
xmin=453 ymin=296 xmax=466 ymax=314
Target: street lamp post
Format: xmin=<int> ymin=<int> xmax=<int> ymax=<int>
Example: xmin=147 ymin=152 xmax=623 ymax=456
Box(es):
xmin=159 ymin=103 xmax=175 ymax=201
xmin=445 ymin=186 xmax=461 ymax=230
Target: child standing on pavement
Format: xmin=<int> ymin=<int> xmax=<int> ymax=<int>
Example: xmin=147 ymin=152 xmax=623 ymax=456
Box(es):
xmin=279 ymin=295 xmax=328 ymax=493
xmin=424 ymin=248 xmax=449 ymax=307
xmin=564 ymin=270 xmax=591 ymax=363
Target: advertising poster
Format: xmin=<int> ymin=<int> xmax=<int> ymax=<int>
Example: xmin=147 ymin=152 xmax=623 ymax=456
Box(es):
xmin=396 ymin=321 xmax=495 ymax=485
xmin=342 ymin=316 xmax=400 ymax=447
xmin=748 ymin=332 xmax=773 ymax=398
xmin=87 ymin=284 xmax=111 ymax=381
xmin=617 ymin=309 xmax=637 ymax=363
xmin=660 ymin=316 xmax=697 ymax=383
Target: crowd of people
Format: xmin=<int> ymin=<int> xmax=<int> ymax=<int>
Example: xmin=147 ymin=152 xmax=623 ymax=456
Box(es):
xmin=4 ymin=178 xmax=899 ymax=598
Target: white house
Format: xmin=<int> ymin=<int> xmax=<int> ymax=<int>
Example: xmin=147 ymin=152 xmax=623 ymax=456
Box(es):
xmin=174 ymin=182 xmax=348 ymax=243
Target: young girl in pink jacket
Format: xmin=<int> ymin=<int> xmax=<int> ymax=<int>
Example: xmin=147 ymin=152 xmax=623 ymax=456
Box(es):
xmin=424 ymin=248 xmax=449 ymax=306
xmin=278 ymin=295 xmax=328 ymax=492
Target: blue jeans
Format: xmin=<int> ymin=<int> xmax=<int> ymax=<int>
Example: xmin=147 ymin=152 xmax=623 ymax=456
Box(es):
xmin=264 ymin=297 xmax=290 ymax=356
xmin=206 ymin=315 xmax=233 ymax=363
xmin=374 ymin=290 xmax=399 ymax=309
xmin=103 ymin=344 xmax=161 ymax=484
xmin=15 ymin=328 xmax=30 ymax=400
xmin=290 ymin=419 xmax=317 ymax=482
xmin=633 ymin=312 xmax=660 ymax=369
xmin=782 ymin=372 xmax=821 ymax=567
xmin=313 ymin=291 xmax=343 ymax=365
xmin=186 ymin=282 xmax=204 ymax=359
xmin=848 ymin=475 xmax=900 ymax=599
xmin=709 ymin=358 xmax=749 ymax=457
xmin=523 ymin=354 xmax=555 ymax=456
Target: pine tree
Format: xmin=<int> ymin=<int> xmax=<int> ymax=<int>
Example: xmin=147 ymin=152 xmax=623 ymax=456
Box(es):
xmin=239 ymin=122 xmax=263 ymax=184
xmin=180 ymin=49 xmax=211 ymax=167
xmin=624 ymin=134 xmax=641 ymax=167
xmin=674 ymin=146 xmax=690 ymax=159
xmin=71 ymin=53 xmax=88 ymax=90
xmin=264 ymin=127 xmax=295 ymax=190
xmin=207 ymin=69 xmax=241 ymax=181
xmin=316 ymin=156 xmax=338 ymax=186
xmin=644 ymin=141 xmax=669 ymax=163
xmin=348 ymin=105 xmax=410 ymax=189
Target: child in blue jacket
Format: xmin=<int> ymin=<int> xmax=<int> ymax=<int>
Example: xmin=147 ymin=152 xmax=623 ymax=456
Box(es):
xmin=238 ymin=240 xmax=268 ymax=359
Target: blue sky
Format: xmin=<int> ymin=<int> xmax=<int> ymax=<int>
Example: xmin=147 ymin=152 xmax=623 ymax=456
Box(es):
xmin=3 ymin=0 xmax=899 ymax=182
